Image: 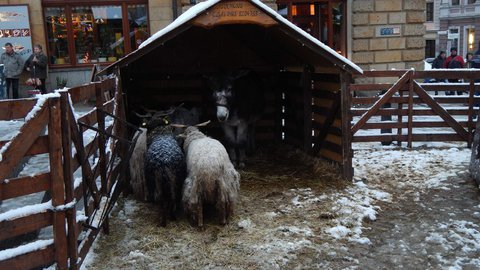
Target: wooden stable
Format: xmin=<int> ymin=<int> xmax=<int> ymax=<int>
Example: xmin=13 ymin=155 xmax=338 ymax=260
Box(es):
xmin=100 ymin=0 xmax=363 ymax=179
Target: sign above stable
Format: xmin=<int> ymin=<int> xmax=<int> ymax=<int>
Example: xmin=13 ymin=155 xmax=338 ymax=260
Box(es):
xmin=193 ymin=0 xmax=278 ymax=28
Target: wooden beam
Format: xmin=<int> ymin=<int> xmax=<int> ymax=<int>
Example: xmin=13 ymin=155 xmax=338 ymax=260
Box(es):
xmin=340 ymin=71 xmax=353 ymax=180
xmin=0 ymin=99 xmax=37 ymax=120
xmin=468 ymin=80 xmax=475 ymax=147
xmin=0 ymin=212 xmax=52 ymax=242
xmin=0 ymin=244 xmax=54 ymax=270
xmin=407 ymin=75 xmax=414 ymax=148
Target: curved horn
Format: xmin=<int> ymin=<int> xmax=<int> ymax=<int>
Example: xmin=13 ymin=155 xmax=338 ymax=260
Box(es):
xmin=194 ymin=120 xmax=211 ymax=127
xmin=170 ymin=123 xmax=188 ymax=128
xmin=133 ymin=111 xmax=152 ymax=118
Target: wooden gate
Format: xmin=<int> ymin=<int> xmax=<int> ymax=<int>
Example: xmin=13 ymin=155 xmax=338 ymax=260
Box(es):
xmin=350 ymin=70 xmax=480 ymax=147
xmin=0 ymin=78 xmax=136 ymax=270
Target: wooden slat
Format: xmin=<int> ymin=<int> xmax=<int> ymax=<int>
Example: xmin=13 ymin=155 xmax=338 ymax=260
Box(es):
xmin=419 ymin=83 xmax=477 ymax=92
xmin=319 ymin=148 xmax=343 ymax=163
xmin=349 ymin=84 xmax=394 ymax=92
xmin=0 ymin=99 xmax=37 ymax=120
xmin=0 ymin=135 xmax=49 ymax=157
xmin=407 ymin=77 xmax=414 ymax=147
xmin=77 ymin=229 xmax=100 ymax=269
xmin=0 ymin=212 xmax=52 ymax=241
xmin=413 ymin=82 xmax=468 ymax=141
xmin=96 ymin=84 xmax=108 ymax=195
xmin=69 ymin=84 xmax=96 ymax=104
xmin=77 ymin=110 xmax=98 ymax=130
xmin=0 ymin=105 xmax=49 ymax=182
xmin=0 ymin=244 xmax=55 ymax=270
xmin=353 ymin=133 xmax=464 ymax=142
xmin=350 ymin=108 xmax=479 ymax=116
xmin=1 ymin=173 xmax=50 ymax=200
xmin=358 ymin=121 xmax=473 ymax=129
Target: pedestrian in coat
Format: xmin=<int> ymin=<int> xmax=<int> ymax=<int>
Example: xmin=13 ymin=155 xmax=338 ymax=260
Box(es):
xmin=431 ymin=51 xmax=446 ymax=95
xmin=25 ymin=44 xmax=48 ymax=94
xmin=0 ymin=42 xmax=24 ymax=99
xmin=445 ymin=47 xmax=465 ymax=95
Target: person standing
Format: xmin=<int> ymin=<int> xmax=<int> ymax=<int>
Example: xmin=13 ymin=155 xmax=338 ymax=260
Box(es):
xmin=464 ymin=52 xmax=474 ymax=69
xmin=445 ymin=47 xmax=465 ymax=95
xmin=25 ymin=44 xmax=48 ymax=94
xmin=0 ymin=42 xmax=24 ymax=99
xmin=431 ymin=51 xmax=447 ymax=95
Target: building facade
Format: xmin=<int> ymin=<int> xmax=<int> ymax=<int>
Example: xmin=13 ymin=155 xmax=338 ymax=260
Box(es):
xmin=0 ymin=0 xmax=425 ymax=96
xmin=438 ymin=0 xmax=480 ymax=58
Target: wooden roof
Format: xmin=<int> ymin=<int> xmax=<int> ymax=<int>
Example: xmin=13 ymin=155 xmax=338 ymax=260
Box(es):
xmin=99 ymin=0 xmax=362 ymax=76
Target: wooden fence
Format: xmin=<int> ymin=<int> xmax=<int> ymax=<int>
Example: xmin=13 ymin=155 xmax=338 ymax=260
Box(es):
xmin=0 ymin=77 xmax=135 ymax=270
xmin=350 ymin=70 xmax=480 ymax=147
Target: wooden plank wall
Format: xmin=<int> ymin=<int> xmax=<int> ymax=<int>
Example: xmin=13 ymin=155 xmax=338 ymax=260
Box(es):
xmin=311 ymin=73 xmax=343 ymax=163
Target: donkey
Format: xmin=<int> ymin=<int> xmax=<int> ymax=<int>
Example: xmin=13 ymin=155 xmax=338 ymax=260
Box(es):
xmin=206 ymin=70 xmax=265 ymax=168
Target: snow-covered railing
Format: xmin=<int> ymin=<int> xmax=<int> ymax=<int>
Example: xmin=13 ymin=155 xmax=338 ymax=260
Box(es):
xmin=0 ymin=77 xmax=126 ymax=270
xmin=349 ymin=69 xmax=480 ymax=147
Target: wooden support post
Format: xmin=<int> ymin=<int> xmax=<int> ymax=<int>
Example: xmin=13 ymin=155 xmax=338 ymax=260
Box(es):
xmin=48 ymin=97 xmax=68 ymax=270
xmin=407 ymin=74 xmax=414 ymax=148
xmin=341 ymin=71 xmax=353 ymax=180
xmin=60 ymin=92 xmax=79 ymax=270
xmin=302 ymin=66 xmax=312 ymax=153
xmin=95 ymin=83 xmax=108 ymax=195
xmin=397 ymin=89 xmax=403 ymax=146
xmin=468 ymin=80 xmax=475 ymax=147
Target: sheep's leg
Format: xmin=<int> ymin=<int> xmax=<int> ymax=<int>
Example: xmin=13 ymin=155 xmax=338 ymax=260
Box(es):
xmin=221 ymin=124 xmax=237 ymax=166
xmin=217 ymin=183 xmax=227 ymax=225
xmin=197 ymin=201 xmax=204 ymax=227
xmin=236 ymin=121 xmax=249 ymax=168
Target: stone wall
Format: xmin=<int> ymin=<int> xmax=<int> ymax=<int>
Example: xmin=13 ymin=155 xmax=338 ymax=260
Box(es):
xmin=351 ymin=0 xmax=426 ymax=77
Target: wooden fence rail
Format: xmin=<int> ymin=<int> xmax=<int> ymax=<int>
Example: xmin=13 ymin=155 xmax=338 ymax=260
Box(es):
xmin=0 ymin=77 xmax=132 ymax=270
xmin=351 ymin=69 xmax=480 ymax=147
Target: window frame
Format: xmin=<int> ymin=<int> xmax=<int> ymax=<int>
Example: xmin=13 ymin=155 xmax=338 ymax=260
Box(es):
xmin=42 ymin=0 xmax=149 ymax=68
xmin=426 ymin=2 xmax=434 ymax=22
xmin=451 ymin=0 xmax=460 ymax=6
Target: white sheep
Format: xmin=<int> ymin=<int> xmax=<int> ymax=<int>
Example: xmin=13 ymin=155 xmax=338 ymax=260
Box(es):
xmin=181 ymin=126 xmax=240 ymax=227
xmin=129 ymin=128 xmax=149 ymax=201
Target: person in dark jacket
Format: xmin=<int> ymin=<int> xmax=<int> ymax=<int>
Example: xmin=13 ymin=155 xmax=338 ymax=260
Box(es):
xmin=0 ymin=42 xmax=24 ymax=99
xmin=25 ymin=44 xmax=48 ymax=94
xmin=431 ymin=51 xmax=446 ymax=95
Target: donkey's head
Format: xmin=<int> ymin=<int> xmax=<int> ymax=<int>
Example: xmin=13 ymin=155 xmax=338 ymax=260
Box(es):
xmin=206 ymin=70 xmax=249 ymax=122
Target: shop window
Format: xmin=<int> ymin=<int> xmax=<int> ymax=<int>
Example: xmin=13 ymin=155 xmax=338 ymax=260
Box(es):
xmin=128 ymin=4 xmax=149 ymax=50
xmin=44 ymin=2 xmax=149 ymax=67
xmin=277 ymin=0 xmax=346 ymax=56
xmin=45 ymin=7 xmax=70 ymax=65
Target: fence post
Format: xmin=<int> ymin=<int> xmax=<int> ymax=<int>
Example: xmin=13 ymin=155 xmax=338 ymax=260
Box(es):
xmin=341 ymin=71 xmax=353 ymax=180
xmin=407 ymin=71 xmax=414 ymax=148
xmin=48 ymin=96 xmax=69 ymax=270
xmin=468 ymin=80 xmax=475 ymax=147
xmin=60 ymin=92 xmax=79 ymax=270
